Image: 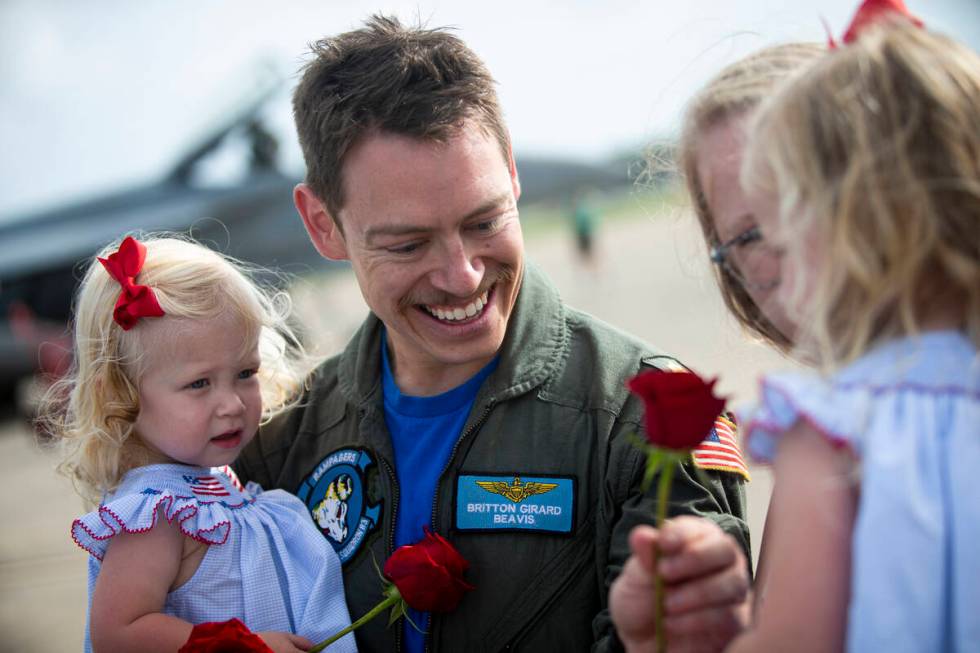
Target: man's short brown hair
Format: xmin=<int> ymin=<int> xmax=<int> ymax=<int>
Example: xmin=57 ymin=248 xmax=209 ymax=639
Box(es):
xmin=293 ymin=14 xmax=511 ymax=221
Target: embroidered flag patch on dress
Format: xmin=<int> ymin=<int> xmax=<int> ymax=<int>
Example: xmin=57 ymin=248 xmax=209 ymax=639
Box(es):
xmin=184 ymin=475 xmax=231 ymax=497
xmin=692 ymin=414 xmax=751 ymax=481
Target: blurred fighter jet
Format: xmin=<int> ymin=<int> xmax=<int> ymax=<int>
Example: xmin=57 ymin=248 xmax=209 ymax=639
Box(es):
xmin=0 ymin=70 xmax=329 ymax=401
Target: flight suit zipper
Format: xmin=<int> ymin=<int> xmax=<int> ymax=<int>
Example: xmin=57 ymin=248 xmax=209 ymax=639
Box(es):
xmin=378 ymin=451 xmax=402 ymax=652
xmin=424 ymin=399 xmax=495 ymax=653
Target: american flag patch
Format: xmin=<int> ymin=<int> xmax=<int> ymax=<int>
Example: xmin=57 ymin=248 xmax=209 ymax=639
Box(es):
xmin=693 ymin=414 xmax=750 ymax=481
xmin=183 ymin=475 xmax=230 ymax=497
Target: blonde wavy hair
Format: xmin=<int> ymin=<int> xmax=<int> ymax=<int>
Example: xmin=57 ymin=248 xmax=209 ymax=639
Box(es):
xmin=676 ymin=42 xmax=825 ymax=352
xmin=42 ymin=235 xmax=313 ymax=505
xmin=743 ymin=21 xmax=980 ymax=368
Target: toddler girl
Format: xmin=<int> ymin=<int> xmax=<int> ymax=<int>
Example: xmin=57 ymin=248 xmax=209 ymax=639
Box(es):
xmin=47 ymin=236 xmax=356 ymax=652
xmin=732 ymin=6 xmax=980 ymax=652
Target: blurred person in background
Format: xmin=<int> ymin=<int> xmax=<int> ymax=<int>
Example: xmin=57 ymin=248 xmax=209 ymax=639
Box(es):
xmin=569 ymin=187 xmax=601 ymax=270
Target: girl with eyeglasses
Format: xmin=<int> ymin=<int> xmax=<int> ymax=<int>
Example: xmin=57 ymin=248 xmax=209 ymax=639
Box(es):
xmin=613 ymin=2 xmax=980 ymax=650
xmin=609 ymin=41 xmax=825 ymax=653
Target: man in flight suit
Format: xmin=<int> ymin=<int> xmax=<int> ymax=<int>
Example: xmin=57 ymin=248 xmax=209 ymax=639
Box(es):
xmin=235 ymin=14 xmax=752 ymax=652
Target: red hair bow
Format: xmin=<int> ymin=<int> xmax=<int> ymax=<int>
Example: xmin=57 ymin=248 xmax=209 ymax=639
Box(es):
xmin=828 ymin=0 xmax=923 ymax=48
xmin=97 ymin=236 xmax=165 ymax=330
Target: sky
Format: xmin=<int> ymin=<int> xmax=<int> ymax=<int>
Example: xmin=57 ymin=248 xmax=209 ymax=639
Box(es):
xmin=1 ymin=0 xmax=978 ymax=221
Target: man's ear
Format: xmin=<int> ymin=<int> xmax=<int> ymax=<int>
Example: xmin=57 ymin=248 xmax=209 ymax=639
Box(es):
xmin=294 ymin=183 xmax=349 ymax=261
xmin=508 ymin=142 xmax=521 ymax=203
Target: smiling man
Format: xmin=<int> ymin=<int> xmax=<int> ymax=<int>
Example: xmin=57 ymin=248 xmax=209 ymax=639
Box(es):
xmin=296 ymin=123 xmax=524 ymax=397
xmin=234 ymin=15 xmax=751 ymax=652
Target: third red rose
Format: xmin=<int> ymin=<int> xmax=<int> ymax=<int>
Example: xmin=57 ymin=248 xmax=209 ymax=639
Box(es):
xmin=178 ymin=618 xmax=273 ymax=653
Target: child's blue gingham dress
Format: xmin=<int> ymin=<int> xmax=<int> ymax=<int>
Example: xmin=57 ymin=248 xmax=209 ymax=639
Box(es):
xmin=744 ymin=331 xmax=980 ymax=652
xmin=73 ymin=463 xmax=357 ymax=652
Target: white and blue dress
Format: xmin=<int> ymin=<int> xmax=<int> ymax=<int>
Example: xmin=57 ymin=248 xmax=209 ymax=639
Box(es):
xmin=72 ymin=463 xmax=357 ymax=652
xmin=745 ymin=331 xmax=980 ymax=652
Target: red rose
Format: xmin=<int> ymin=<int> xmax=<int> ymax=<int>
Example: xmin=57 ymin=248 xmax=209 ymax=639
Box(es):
xmin=383 ymin=528 xmax=475 ymax=612
xmin=178 ymin=618 xmax=273 ymax=653
xmin=311 ymin=530 xmax=475 ymax=652
xmin=627 ymin=370 xmax=726 ymax=451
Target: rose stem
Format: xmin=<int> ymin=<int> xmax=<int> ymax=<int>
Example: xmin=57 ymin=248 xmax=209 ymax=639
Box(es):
xmin=309 ymin=593 xmax=401 ymax=652
xmin=655 ymin=460 xmax=675 ymax=653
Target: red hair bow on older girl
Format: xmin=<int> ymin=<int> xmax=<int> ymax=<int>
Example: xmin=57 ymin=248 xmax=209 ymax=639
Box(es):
xmin=828 ymin=0 xmax=923 ymax=48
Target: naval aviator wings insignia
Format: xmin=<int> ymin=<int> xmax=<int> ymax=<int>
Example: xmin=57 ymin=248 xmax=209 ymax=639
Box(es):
xmin=475 ymin=477 xmax=558 ymax=503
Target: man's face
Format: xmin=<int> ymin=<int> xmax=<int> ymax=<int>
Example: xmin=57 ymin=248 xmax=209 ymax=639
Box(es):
xmin=303 ymin=123 xmax=524 ymax=392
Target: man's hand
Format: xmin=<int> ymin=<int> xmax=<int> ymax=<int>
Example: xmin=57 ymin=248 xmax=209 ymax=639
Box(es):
xmin=259 ymin=631 xmax=314 ymax=652
xmin=609 ymin=517 xmax=751 ymax=653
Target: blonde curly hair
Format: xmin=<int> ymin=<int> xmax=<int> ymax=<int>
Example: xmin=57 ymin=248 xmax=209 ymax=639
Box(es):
xmin=743 ymin=20 xmax=980 ymax=368
xmin=41 ymin=235 xmax=312 ymax=505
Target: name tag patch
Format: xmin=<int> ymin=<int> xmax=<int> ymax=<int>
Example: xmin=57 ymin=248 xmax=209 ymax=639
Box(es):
xmin=455 ymin=473 xmax=575 ymax=534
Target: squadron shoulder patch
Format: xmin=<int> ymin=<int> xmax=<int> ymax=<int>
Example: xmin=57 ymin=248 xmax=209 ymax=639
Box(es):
xmin=455 ymin=473 xmax=575 ymax=534
xmin=296 ymin=448 xmax=382 ymax=564
xmin=693 ymin=413 xmax=751 ymax=481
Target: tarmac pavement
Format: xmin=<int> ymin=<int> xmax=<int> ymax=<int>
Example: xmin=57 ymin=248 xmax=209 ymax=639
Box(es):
xmin=0 ymin=201 xmax=799 ymax=651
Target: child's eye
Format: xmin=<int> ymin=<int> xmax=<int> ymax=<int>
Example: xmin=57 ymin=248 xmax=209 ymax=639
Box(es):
xmin=238 ymin=368 xmax=259 ymax=380
xmin=187 ymin=378 xmax=209 ymax=389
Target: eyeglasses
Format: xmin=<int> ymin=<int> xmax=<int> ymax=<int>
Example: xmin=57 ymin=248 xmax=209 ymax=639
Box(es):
xmin=709 ymin=225 xmax=780 ymax=291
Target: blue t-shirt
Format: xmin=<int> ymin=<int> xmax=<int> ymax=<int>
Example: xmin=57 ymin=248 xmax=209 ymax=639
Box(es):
xmin=381 ymin=334 xmax=498 ymax=653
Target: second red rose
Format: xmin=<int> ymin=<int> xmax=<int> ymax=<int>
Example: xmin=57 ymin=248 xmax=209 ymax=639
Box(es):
xmin=383 ymin=528 xmax=475 ymax=612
